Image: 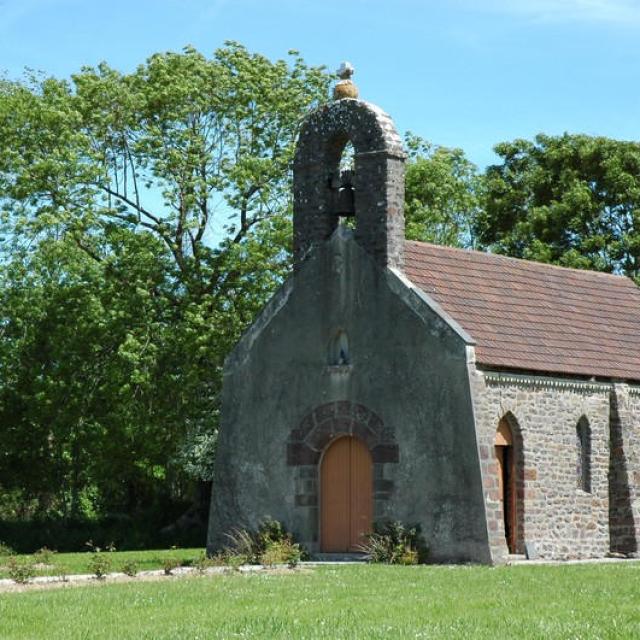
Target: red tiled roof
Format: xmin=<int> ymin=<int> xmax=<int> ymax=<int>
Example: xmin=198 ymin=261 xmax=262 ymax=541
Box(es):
xmin=404 ymin=240 xmax=640 ymax=381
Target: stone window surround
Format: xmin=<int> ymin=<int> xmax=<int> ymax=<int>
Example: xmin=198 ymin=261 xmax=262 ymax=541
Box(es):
xmin=482 ymin=411 xmax=526 ymax=556
xmin=576 ymin=416 xmax=592 ymax=493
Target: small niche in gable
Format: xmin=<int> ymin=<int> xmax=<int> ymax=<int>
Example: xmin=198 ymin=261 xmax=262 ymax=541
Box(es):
xmin=328 ymin=330 xmax=350 ymax=366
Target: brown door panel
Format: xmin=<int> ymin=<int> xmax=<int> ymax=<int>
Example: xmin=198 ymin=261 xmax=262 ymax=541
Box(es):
xmin=321 ymin=436 xmax=372 ymax=552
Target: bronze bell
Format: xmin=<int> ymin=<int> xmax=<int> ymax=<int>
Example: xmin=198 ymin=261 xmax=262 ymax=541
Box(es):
xmin=335 ymin=169 xmax=355 ymax=217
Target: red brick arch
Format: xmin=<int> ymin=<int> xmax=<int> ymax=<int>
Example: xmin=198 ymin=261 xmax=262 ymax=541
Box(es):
xmin=287 ymin=401 xmax=398 ymax=466
xmin=287 ymin=401 xmax=399 ymax=534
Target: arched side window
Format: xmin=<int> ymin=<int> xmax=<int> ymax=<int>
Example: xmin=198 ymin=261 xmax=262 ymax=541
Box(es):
xmin=576 ymin=417 xmax=592 ymax=493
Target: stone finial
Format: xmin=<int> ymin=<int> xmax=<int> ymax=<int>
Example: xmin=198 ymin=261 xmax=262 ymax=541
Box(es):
xmin=337 ymin=61 xmax=354 ymax=80
xmin=333 ymin=61 xmax=358 ymax=100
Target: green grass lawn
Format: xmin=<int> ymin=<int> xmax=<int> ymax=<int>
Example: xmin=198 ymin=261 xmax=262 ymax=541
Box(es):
xmin=0 ymin=548 xmax=202 ymax=579
xmin=0 ymin=563 xmax=639 ymax=639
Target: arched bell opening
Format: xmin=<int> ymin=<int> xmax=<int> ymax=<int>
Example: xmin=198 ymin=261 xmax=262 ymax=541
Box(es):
xmin=326 ymin=135 xmax=357 ymax=229
xmin=320 ymin=435 xmax=373 ymax=552
xmin=292 ymin=98 xmax=406 ymax=270
xmin=495 ymin=414 xmax=525 ymax=554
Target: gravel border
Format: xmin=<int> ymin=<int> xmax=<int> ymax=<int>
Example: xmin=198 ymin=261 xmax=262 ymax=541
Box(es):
xmin=0 ymin=564 xmax=275 ymax=592
xmin=1 ymin=556 xmax=639 ymax=592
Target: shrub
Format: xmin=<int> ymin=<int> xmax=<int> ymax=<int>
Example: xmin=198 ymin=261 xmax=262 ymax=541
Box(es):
xmin=88 ymin=552 xmax=111 ymax=579
xmin=224 ymin=518 xmax=305 ymax=567
xmin=0 ymin=501 xmax=206 ymax=554
xmin=194 ymin=551 xmax=225 ymax=574
xmin=259 ymin=539 xmax=302 ymax=568
xmin=257 ymin=519 xmax=287 ymax=550
xmin=224 ymin=528 xmax=258 ymax=564
xmin=224 ymin=553 xmax=246 ymax=572
xmin=162 ymin=557 xmax=180 ymax=575
xmin=85 ymin=542 xmax=115 ymax=580
xmin=207 ymin=553 xmax=227 ymax=568
xmin=121 ymin=560 xmax=139 ymax=577
xmin=360 ymin=521 xmax=428 ymax=565
xmin=34 ymin=546 xmax=56 ymax=564
xmin=7 ymin=556 xmax=36 ymax=584
xmin=0 ymin=541 xmax=14 ymax=557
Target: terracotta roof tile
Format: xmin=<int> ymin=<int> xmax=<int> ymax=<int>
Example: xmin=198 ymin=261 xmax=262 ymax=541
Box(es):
xmin=404 ymin=240 xmax=640 ymax=381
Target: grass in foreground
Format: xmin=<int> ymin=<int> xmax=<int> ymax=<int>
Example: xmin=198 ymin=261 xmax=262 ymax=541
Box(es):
xmin=0 ymin=548 xmax=202 ymax=579
xmin=1 ymin=563 xmax=639 ymax=639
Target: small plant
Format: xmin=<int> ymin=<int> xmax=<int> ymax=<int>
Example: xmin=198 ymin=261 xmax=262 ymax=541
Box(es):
xmin=121 ymin=559 xmax=139 ymax=577
xmin=162 ymin=557 xmax=180 ymax=575
xmin=259 ymin=539 xmax=303 ymax=568
xmin=224 ymin=518 xmax=305 ymax=566
xmin=34 ymin=546 xmax=56 ymax=565
xmin=224 ymin=527 xmax=259 ymax=563
xmin=257 ymin=519 xmax=287 ymax=550
xmin=360 ymin=521 xmax=429 ymax=565
xmin=0 ymin=541 xmax=14 ymax=557
xmin=85 ymin=541 xmax=113 ymax=580
xmin=194 ymin=551 xmax=219 ymax=574
xmin=224 ymin=552 xmax=247 ymax=572
xmin=7 ymin=556 xmax=36 ymax=584
xmin=207 ymin=553 xmax=227 ymax=568
xmin=88 ymin=552 xmax=111 ymax=579
xmin=57 ymin=565 xmax=69 ymax=582
xmin=398 ymin=548 xmax=419 ymax=566
xmin=259 ymin=543 xmax=279 ymax=568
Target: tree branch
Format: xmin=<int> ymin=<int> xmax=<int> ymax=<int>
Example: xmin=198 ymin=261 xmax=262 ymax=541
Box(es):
xmin=71 ymin=233 xmax=102 ymax=263
xmin=100 ymin=185 xmax=163 ymax=226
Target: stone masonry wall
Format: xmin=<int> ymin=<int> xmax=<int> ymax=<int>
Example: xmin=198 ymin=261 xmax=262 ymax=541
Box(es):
xmin=610 ymin=384 xmax=640 ymax=555
xmin=293 ymin=99 xmax=406 ymax=271
xmin=469 ymin=367 xmax=611 ymax=561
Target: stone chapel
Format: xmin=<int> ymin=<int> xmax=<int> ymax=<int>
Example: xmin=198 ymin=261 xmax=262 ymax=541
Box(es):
xmin=207 ymin=66 xmax=640 ymax=563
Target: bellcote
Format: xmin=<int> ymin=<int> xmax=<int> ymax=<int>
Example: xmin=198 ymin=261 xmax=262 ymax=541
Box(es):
xmin=292 ymin=64 xmax=406 ymax=270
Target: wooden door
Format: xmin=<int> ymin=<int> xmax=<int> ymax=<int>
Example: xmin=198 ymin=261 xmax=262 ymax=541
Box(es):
xmin=320 ymin=436 xmax=372 ymax=552
xmin=495 ymin=420 xmax=516 ymax=553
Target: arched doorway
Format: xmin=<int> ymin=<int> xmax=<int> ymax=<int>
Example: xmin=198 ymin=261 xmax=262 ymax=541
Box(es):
xmin=320 ymin=436 xmax=372 ymax=552
xmin=495 ymin=418 xmax=518 ymax=553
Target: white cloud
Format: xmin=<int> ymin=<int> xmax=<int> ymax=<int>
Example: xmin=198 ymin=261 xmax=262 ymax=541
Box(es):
xmin=478 ymin=0 xmax=640 ymax=25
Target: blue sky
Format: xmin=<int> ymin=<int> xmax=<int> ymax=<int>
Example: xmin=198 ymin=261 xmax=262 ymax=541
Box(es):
xmin=1 ymin=0 xmax=640 ymax=167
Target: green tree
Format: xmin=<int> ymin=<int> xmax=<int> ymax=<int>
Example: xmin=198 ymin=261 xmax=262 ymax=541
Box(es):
xmin=0 ymin=43 xmax=330 ymax=527
xmin=403 ymin=133 xmax=481 ymax=248
xmin=477 ymin=133 xmax=640 ymax=278
xmin=0 ymin=230 xmax=176 ymax=518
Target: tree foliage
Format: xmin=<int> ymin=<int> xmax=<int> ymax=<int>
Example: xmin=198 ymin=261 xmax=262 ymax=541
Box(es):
xmin=4 ymin=40 xmax=640 ymax=544
xmin=477 ymin=134 xmax=640 ymax=278
xmin=0 ymin=43 xmax=330 ymax=527
xmin=403 ymin=133 xmax=481 ymax=248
